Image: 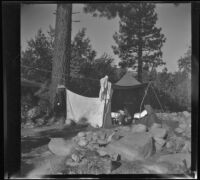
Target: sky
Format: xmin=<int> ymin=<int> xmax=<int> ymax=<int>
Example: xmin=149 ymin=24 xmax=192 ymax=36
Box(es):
xmin=21 ymin=3 xmax=191 ymax=72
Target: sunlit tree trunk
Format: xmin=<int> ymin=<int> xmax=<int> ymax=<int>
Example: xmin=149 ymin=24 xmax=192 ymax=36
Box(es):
xmin=50 ymin=4 xmax=72 ymax=115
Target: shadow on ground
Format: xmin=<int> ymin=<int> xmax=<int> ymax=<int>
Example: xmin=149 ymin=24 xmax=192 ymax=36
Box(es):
xmin=21 ymin=124 xmax=88 ymax=153
xmin=20 ymin=160 xmax=35 ymax=177
xmin=20 ymin=124 xmax=89 ymax=176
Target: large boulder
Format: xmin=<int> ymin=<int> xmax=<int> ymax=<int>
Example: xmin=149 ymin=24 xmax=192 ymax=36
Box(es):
xmin=154 ymin=137 xmax=166 ymax=152
xmin=158 ymin=153 xmax=191 ymax=169
xmin=103 ymin=132 xmax=155 ymax=161
xmin=166 ymin=136 xmax=185 ymax=153
xmin=48 ymin=138 xmax=75 ymax=156
xmin=131 ymin=124 xmax=147 ymax=133
xmin=149 ymin=127 xmax=167 ymax=139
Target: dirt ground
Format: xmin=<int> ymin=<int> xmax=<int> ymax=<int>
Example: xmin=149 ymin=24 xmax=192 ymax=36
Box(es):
xmin=20 ymin=123 xmax=89 ymax=177
xmin=20 ymin=119 xmax=191 ymax=177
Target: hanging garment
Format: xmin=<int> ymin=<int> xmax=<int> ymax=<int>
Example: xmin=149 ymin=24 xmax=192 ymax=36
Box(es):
xmin=66 ymin=89 xmax=105 ymax=128
xmin=99 ymin=75 xmax=109 ymax=101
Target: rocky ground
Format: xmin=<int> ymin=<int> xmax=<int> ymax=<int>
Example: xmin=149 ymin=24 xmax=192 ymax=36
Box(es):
xmin=20 ymin=111 xmax=192 ymax=178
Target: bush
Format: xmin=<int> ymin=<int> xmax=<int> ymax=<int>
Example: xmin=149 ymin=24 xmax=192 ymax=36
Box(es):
xmin=152 ymin=71 xmax=191 ymax=112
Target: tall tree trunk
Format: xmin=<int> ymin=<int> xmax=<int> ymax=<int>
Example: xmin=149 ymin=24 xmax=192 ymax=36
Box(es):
xmin=50 ymin=4 xmax=72 ymax=110
xmin=137 ymin=11 xmax=143 ymax=83
xmin=137 ymin=40 xmax=143 ymax=82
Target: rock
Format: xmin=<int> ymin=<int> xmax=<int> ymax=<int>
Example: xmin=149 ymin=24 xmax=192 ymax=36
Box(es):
xmin=66 ymin=158 xmax=78 ymax=167
xmin=72 ymin=136 xmax=79 ymax=143
xmin=179 ymin=123 xmax=187 ymax=130
xmin=185 ymin=129 xmax=191 ymax=138
xmin=102 ymin=159 xmax=112 ymax=173
xmin=98 ymin=131 xmax=107 ymax=140
xmin=181 ymin=141 xmax=191 ymax=153
xmin=107 ymin=132 xmax=116 ymax=142
xmin=131 ymin=124 xmax=147 ymax=133
xmin=111 ymin=161 xmax=121 ymax=172
xmin=158 ymin=153 xmax=191 ymax=169
xmin=65 ymin=119 xmax=73 ymax=126
xmin=92 ymin=133 xmax=98 ymax=141
xmin=154 ymin=137 xmax=166 ymax=146
xmin=170 ymin=116 xmax=178 ymax=122
xmin=48 ymin=138 xmax=74 ymax=156
xmin=161 ymin=123 xmax=170 ymax=132
xmin=97 ymin=149 xmax=108 ymax=157
xmin=156 ymin=113 xmax=168 ymax=121
xmin=71 ymin=153 xmax=80 ymax=162
xmin=149 ymin=127 xmax=167 ymax=139
xmin=78 ymin=139 xmax=88 ymax=147
xmin=97 ymin=139 xmax=108 ymax=146
xmin=175 ymin=127 xmax=185 ymax=134
xmin=154 ymin=138 xmax=166 ymax=152
xmin=111 ymin=153 xmax=121 ymax=161
xmin=166 ymin=141 xmax=173 ymax=149
xmin=185 ymin=116 xmax=191 ymax=123
xmin=178 ymin=116 xmax=186 ymax=122
xmin=27 ymin=106 xmax=41 ymax=120
xmin=112 ymin=133 xmax=122 ymax=141
xmin=77 ymin=132 xmax=86 ymax=138
xmin=182 ymin=111 xmax=190 ymax=118
xmin=171 ymin=112 xmax=177 ymax=116
xmin=85 ymin=132 xmax=93 ymax=142
xmin=167 ymin=136 xmax=185 ymax=153
xmin=142 ymin=163 xmax=169 ymax=174
xmin=103 ymin=132 xmax=154 ymax=161
xmin=151 ymin=123 xmax=162 ymax=129
xmin=177 ymin=140 xmax=186 ymax=152
xmin=91 ymin=143 xmax=100 ymax=150
xmin=86 ymin=143 xmax=96 ymax=151
xmin=118 ymin=126 xmax=131 ymax=132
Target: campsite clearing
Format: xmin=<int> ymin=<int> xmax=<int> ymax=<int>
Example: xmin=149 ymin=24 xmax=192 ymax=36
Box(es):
xmin=20 ymin=111 xmax=191 ymax=177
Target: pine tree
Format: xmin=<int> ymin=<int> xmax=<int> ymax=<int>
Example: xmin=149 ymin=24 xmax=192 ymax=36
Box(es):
xmin=21 ymin=28 xmax=53 ymax=83
xmin=71 ymin=28 xmax=96 ymax=77
xmin=112 ymin=3 xmax=166 ymax=82
xmin=178 ymin=46 xmax=191 ymax=77
xmin=50 ymin=4 xmax=72 ymax=109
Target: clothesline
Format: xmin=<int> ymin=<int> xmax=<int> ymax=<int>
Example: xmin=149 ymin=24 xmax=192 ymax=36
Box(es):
xmin=21 ymin=64 xmax=101 ymax=83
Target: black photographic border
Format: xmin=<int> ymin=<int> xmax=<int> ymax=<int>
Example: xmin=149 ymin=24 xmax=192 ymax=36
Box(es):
xmin=2 ymin=1 xmax=199 ymax=179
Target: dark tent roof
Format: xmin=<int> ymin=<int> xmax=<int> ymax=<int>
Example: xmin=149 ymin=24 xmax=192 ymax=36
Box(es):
xmin=112 ymin=71 xmax=148 ymax=89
